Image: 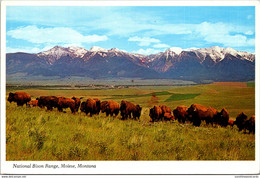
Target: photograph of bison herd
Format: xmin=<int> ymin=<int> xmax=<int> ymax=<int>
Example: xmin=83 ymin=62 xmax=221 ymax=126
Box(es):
xmin=8 ymin=91 xmax=255 ymax=134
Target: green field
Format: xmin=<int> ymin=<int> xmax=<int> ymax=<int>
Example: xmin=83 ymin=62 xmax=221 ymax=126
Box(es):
xmin=6 ymin=82 xmax=255 ymax=160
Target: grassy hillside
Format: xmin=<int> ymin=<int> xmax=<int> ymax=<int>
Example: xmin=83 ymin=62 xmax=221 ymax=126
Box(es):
xmin=6 ymin=82 xmax=255 ymax=160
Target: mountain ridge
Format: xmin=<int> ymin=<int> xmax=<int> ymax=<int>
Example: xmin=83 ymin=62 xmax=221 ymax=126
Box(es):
xmin=6 ymin=45 xmax=255 ymax=82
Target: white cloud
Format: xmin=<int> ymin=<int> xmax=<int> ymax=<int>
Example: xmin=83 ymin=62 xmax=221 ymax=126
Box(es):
xmin=153 ymin=43 xmax=170 ymax=48
xmin=132 ymin=48 xmax=161 ymax=55
xmin=7 ymin=25 xmax=108 ymax=44
xmin=6 ymin=46 xmax=54 ymax=53
xmin=128 ymin=36 xmax=160 ymax=46
xmin=245 ymin=31 xmax=254 ymax=35
xmin=194 ymin=22 xmax=255 ymax=47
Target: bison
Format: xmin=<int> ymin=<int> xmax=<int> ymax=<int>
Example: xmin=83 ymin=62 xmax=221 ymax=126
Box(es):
xmin=120 ymin=100 xmax=142 ymax=120
xmin=216 ymin=108 xmax=229 ymax=127
xmin=149 ymin=105 xmax=163 ymax=122
xmin=57 ymin=97 xmax=77 ymax=113
xmin=159 ymin=105 xmax=171 ymax=114
xmin=37 ymin=96 xmax=59 ymax=111
xmin=80 ymin=98 xmax=100 ymax=116
xmin=187 ymin=104 xmax=215 ymax=126
xmin=72 ymin=96 xmax=82 ymax=112
xmin=101 ymin=100 xmax=120 ymax=117
xmin=28 ymin=98 xmax=39 ymax=107
xmin=245 ymin=115 xmax=255 ymax=134
xmin=163 ymin=112 xmax=175 ymax=121
xmin=173 ymin=105 xmax=188 ymax=123
xmin=7 ymin=92 xmax=31 ymax=106
xmin=234 ymin=112 xmax=248 ymax=132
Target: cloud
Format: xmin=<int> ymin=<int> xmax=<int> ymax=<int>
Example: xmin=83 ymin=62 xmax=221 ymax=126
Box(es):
xmin=193 ymin=22 xmax=255 ymax=47
xmin=132 ymin=48 xmax=161 ymax=55
xmin=6 ymin=46 xmax=53 ymax=53
xmin=128 ymin=36 xmax=160 ymax=46
xmin=7 ymin=25 xmax=108 ymax=44
xmin=153 ymin=43 xmax=170 ymax=48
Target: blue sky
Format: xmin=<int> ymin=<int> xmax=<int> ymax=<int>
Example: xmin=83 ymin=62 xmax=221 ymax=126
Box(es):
xmin=6 ymin=6 xmax=255 ymax=54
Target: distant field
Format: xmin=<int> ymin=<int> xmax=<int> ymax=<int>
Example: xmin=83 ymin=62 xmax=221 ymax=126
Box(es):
xmin=6 ymin=82 xmax=255 ymax=160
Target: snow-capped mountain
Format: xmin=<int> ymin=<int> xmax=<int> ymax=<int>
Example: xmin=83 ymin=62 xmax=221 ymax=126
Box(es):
xmin=6 ymin=46 xmax=255 ymax=82
xmin=38 ymin=46 xmax=88 ymax=64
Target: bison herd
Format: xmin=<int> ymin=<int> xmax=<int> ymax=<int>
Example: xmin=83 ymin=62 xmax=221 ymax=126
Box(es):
xmin=7 ymin=91 xmax=255 ymax=134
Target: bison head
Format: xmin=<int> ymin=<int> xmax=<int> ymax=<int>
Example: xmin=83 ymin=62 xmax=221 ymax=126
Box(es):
xmin=7 ymin=92 xmax=15 ymax=103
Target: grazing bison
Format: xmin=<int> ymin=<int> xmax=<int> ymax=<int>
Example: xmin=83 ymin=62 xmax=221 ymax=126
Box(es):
xmin=80 ymin=98 xmax=100 ymax=116
xmin=234 ymin=112 xmax=248 ymax=132
xmin=38 ymin=96 xmax=59 ymax=111
xmin=216 ymin=108 xmax=229 ymax=127
xmin=120 ymin=100 xmax=142 ymax=120
xmin=28 ymin=98 xmax=39 ymax=107
xmin=245 ymin=115 xmax=255 ymax=134
xmin=149 ymin=105 xmax=163 ymax=122
xmin=57 ymin=97 xmax=77 ymax=113
xmin=101 ymin=100 xmax=120 ymax=117
xmin=7 ymin=92 xmax=31 ymax=106
xmin=187 ymin=104 xmax=215 ymax=126
xmin=173 ymin=105 xmax=188 ymax=123
xmin=72 ymin=96 xmax=81 ymax=112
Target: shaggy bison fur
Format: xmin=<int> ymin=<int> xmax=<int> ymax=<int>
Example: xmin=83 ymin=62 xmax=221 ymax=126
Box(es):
xmin=101 ymin=100 xmax=120 ymax=117
xmin=173 ymin=105 xmax=189 ymax=123
xmin=38 ymin=96 xmax=59 ymax=111
xmin=120 ymin=100 xmax=142 ymax=120
xmin=8 ymin=92 xmax=31 ymax=106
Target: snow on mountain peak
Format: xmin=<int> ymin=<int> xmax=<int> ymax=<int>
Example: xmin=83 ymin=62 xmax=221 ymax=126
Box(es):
xmin=89 ymin=46 xmax=108 ymax=52
xmin=167 ymin=47 xmax=183 ymax=55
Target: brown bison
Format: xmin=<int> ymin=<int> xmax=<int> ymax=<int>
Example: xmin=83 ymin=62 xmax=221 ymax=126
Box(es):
xmin=187 ymin=104 xmax=215 ymax=126
xmin=245 ymin=115 xmax=255 ymax=134
xmin=120 ymin=100 xmax=142 ymax=120
xmin=28 ymin=98 xmax=39 ymax=107
xmin=163 ymin=112 xmax=175 ymax=121
xmin=216 ymin=108 xmax=229 ymax=127
xmin=173 ymin=105 xmax=188 ymax=123
xmin=234 ymin=112 xmax=248 ymax=132
xmin=7 ymin=92 xmax=31 ymax=106
xmin=160 ymin=105 xmax=171 ymax=114
xmin=149 ymin=105 xmax=163 ymax=122
xmin=57 ymin=97 xmax=77 ymax=113
xmin=80 ymin=98 xmax=100 ymax=116
xmin=37 ymin=96 xmax=59 ymax=111
xmin=72 ymin=96 xmax=82 ymax=112
xmin=101 ymin=100 xmax=120 ymax=117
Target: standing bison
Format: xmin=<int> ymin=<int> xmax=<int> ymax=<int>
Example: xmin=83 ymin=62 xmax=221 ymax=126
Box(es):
xmin=7 ymin=92 xmax=31 ymax=106
xmin=187 ymin=104 xmax=215 ymax=126
xmin=57 ymin=97 xmax=77 ymax=113
xmin=72 ymin=96 xmax=82 ymax=112
xmin=216 ymin=108 xmax=229 ymax=127
xmin=149 ymin=105 xmax=163 ymax=122
xmin=245 ymin=115 xmax=255 ymax=134
xmin=101 ymin=100 xmax=120 ymax=117
xmin=120 ymin=100 xmax=142 ymax=120
xmin=234 ymin=112 xmax=248 ymax=132
xmin=37 ymin=96 xmax=59 ymax=111
xmin=173 ymin=105 xmax=188 ymax=123
xmin=80 ymin=98 xmax=100 ymax=116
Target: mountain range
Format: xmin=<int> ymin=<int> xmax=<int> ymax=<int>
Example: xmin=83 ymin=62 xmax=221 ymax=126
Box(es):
xmin=6 ymin=46 xmax=255 ymax=82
